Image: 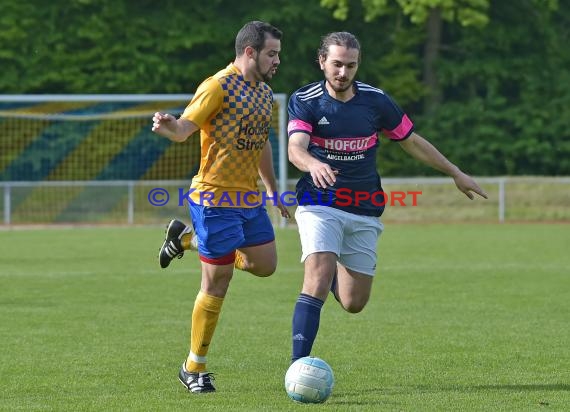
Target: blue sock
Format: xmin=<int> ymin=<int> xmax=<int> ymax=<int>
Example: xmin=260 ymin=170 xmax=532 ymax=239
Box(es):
xmin=291 ymin=293 xmax=324 ymax=362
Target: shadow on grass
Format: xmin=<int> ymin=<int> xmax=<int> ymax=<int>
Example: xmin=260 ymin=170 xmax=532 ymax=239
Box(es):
xmin=466 ymin=384 xmax=570 ymax=392
xmin=371 ymin=384 xmax=570 ymax=395
xmin=422 ymin=384 xmax=570 ymax=392
xmin=332 ymin=384 xmax=569 ymax=405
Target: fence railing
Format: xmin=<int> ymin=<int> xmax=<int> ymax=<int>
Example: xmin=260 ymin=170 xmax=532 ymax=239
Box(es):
xmin=1 ymin=176 xmax=569 ymax=226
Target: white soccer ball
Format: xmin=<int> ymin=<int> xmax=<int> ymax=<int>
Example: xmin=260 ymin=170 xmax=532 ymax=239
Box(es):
xmin=284 ymin=356 xmax=334 ymax=403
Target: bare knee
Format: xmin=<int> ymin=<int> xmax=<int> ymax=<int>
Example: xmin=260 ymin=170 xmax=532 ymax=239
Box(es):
xmin=236 ymin=245 xmax=277 ymax=277
xmin=344 ymin=303 xmax=365 ymax=313
xmin=339 ymin=296 xmax=369 ymax=313
xmin=249 ymin=265 xmax=276 ymax=277
xmin=243 ymin=261 xmax=276 ymax=277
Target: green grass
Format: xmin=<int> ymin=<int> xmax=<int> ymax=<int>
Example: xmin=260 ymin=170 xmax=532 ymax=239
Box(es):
xmin=1 ymin=224 xmax=569 ymax=411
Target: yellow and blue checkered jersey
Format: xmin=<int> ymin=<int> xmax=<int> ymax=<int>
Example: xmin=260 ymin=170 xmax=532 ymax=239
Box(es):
xmin=181 ymin=63 xmax=273 ymax=207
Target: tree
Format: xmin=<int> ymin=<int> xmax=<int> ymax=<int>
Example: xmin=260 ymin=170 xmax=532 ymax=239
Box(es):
xmin=319 ymin=0 xmax=570 ymax=176
xmin=1 ymin=0 xmax=568 ymax=175
xmin=321 ymin=0 xmax=490 ymax=113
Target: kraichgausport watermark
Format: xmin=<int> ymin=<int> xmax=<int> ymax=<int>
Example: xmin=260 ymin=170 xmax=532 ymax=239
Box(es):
xmin=147 ymin=188 xmax=422 ymax=207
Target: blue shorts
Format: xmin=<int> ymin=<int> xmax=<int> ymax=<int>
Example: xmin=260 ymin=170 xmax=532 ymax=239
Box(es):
xmin=189 ymin=205 xmax=275 ymax=262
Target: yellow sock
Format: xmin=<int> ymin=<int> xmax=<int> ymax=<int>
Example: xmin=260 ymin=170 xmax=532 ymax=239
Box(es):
xmin=234 ymin=251 xmax=247 ymax=271
xmin=185 ymin=291 xmax=224 ymax=372
xmin=180 ymin=233 xmax=195 ymax=250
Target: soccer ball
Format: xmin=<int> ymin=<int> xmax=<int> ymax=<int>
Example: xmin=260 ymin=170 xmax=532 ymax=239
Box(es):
xmin=284 ymin=356 xmax=334 ymax=403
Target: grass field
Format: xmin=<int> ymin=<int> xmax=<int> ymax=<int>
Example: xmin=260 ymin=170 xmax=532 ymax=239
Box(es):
xmin=1 ymin=223 xmax=569 ymax=411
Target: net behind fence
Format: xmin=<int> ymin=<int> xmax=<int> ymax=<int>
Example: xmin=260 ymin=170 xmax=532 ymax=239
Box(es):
xmin=0 ymin=95 xmax=287 ymax=225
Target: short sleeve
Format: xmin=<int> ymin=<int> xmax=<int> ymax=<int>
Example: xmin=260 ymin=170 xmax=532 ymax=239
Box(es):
xmin=180 ymin=77 xmax=223 ymax=128
xmin=287 ymin=93 xmax=314 ymax=137
xmin=379 ymin=94 xmax=414 ymax=141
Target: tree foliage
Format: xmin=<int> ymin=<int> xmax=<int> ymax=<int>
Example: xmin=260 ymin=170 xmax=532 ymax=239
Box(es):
xmin=0 ymin=0 xmax=568 ymax=175
xmin=321 ymin=0 xmax=490 ymax=27
xmin=414 ymin=0 xmax=570 ymax=175
xmin=319 ymin=0 xmax=570 ymax=176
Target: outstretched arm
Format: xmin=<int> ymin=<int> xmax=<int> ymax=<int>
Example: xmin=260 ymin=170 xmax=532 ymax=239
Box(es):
xmin=399 ymin=132 xmax=488 ymax=200
xmin=152 ymin=112 xmax=199 ymax=142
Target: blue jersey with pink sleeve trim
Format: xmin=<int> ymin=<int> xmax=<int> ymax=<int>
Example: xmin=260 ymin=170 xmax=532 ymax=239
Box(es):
xmin=287 ymin=80 xmax=414 ymax=216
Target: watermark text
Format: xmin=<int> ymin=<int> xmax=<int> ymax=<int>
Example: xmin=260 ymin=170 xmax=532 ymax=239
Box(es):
xmin=146 ymin=188 xmax=422 ymax=208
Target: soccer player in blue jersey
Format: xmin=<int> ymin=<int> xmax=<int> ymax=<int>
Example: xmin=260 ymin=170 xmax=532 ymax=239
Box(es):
xmin=152 ymin=21 xmax=289 ymax=393
xmin=287 ymin=32 xmax=488 ymax=362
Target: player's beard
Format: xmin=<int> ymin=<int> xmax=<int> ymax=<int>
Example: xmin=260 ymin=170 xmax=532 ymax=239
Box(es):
xmin=255 ymin=57 xmax=277 ymax=82
xmin=327 ymin=76 xmax=353 ymax=93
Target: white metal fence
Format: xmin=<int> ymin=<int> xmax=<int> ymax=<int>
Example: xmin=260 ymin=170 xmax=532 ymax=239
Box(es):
xmin=2 ymin=176 xmax=568 ymax=226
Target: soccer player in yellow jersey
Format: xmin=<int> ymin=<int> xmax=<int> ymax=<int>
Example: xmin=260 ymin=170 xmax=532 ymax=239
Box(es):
xmin=151 ymin=21 xmax=289 ymax=393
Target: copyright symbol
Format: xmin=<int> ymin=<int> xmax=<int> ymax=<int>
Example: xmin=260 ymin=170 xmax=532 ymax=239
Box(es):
xmin=148 ymin=188 xmax=169 ymax=206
